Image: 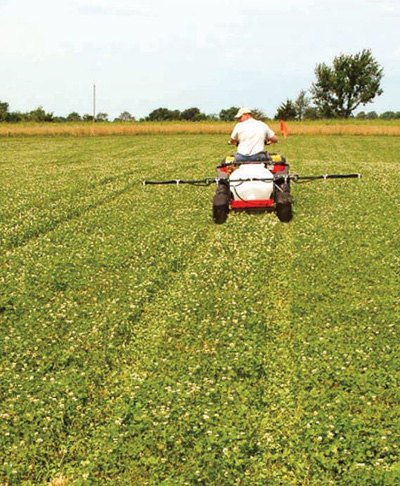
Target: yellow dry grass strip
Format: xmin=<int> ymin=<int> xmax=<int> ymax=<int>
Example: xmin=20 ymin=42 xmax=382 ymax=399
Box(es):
xmin=0 ymin=123 xmax=230 ymax=136
xmin=288 ymin=124 xmax=400 ymax=136
xmin=1 ymin=122 xmax=400 ymax=137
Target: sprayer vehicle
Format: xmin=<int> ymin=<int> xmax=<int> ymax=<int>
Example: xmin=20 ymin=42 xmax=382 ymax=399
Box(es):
xmin=143 ymin=152 xmax=361 ymax=224
xmin=213 ymin=153 xmax=292 ymax=224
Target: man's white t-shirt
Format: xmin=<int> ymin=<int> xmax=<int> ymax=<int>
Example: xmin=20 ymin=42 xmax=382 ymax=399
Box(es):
xmin=231 ymin=118 xmax=275 ymax=156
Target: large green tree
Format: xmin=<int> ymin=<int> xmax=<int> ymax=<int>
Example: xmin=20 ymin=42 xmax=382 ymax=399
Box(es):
xmin=311 ymin=49 xmax=383 ymax=118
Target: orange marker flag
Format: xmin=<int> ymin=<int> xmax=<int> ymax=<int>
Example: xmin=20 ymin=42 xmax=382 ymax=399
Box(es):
xmin=280 ymin=120 xmax=289 ymax=139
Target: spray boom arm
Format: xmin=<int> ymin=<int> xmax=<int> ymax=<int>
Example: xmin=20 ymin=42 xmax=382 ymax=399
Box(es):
xmin=143 ymin=173 xmax=361 ymax=186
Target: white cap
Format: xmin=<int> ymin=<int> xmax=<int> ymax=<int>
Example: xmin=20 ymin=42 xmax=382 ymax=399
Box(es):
xmin=235 ymin=106 xmax=252 ymax=118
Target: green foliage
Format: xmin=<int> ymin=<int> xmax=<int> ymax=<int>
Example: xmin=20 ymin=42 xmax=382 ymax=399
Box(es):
xmin=146 ymin=107 xmax=181 ymax=121
xmin=1 ymin=134 xmax=399 ymax=484
xmin=251 ymin=108 xmax=266 ymax=120
xmin=29 ymin=105 xmax=54 ymax=122
xmin=311 ymin=49 xmax=384 ymax=118
xmin=0 ymin=101 xmax=9 ymax=121
xmin=379 ymin=111 xmax=400 ymax=120
xmin=96 ymin=112 xmax=109 ymax=122
xmin=146 ymin=107 xmax=208 ymax=121
xmin=219 ymin=106 xmax=266 ymax=121
xmin=0 ymin=97 xmax=398 ymax=125
xmin=219 ymin=106 xmax=240 ymax=121
xmin=114 ymin=111 xmax=135 ymax=122
xmin=275 ymin=99 xmax=298 ymax=120
xmin=355 ymin=110 xmax=399 ymax=120
xmin=180 ymin=107 xmax=207 ymax=121
xmin=66 ymin=112 xmax=82 ymax=122
xmin=275 ymin=91 xmax=314 ymax=120
xmin=303 ymin=106 xmax=321 ymax=120
xmin=365 ymin=111 xmax=378 ymax=120
xmin=294 ymin=90 xmax=311 ymax=120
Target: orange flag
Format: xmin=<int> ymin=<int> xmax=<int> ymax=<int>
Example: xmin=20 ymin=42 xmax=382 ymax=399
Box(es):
xmin=280 ymin=120 xmax=289 ymax=139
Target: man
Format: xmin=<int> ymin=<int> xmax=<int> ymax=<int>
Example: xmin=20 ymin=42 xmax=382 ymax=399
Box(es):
xmin=213 ymin=107 xmax=280 ymax=224
xmin=229 ymin=106 xmax=278 ymax=162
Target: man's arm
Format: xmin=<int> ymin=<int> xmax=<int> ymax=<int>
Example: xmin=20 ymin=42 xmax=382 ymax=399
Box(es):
xmin=264 ymin=123 xmax=278 ymax=144
xmin=229 ymin=125 xmax=239 ymax=146
xmin=266 ymin=135 xmax=278 ymax=144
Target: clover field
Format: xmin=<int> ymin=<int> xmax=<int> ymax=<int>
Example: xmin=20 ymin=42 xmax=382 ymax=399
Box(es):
xmin=0 ymin=134 xmax=399 ymax=485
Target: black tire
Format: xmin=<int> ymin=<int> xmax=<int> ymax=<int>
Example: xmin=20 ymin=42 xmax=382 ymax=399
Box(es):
xmin=274 ymin=182 xmax=292 ymax=222
xmin=213 ymin=194 xmax=229 ymax=224
xmin=276 ymin=202 xmax=293 ymax=223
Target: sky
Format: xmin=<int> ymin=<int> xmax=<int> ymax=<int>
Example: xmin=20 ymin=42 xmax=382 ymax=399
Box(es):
xmin=1 ymin=0 xmax=399 ymax=119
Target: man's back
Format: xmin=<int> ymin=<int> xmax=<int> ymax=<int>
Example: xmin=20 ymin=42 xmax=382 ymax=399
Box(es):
xmin=231 ymin=118 xmax=275 ymax=156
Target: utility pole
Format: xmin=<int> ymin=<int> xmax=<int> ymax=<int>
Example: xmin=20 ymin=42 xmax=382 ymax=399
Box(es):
xmin=93 ymin=84 xmax=96 ymax=122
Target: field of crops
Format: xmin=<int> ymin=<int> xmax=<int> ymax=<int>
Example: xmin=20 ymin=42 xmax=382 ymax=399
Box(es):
xmin=1 ymin=133 xmax=399 ymax=485
xmin=1 ymin=119 xmax=400 ymax=137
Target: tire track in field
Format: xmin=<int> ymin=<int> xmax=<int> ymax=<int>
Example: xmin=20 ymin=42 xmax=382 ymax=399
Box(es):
xmin=2 ymin=175 xmax=141 ymax=252
xmin=97 ymin=213 xmax=299 ymax=481
xmin=85 ymin=208 xmax=223 ymax=355
xmin=3 ymin=169 xmax=138 ymax=225
xmin=123 ymin=213 xmax=296 ymax=372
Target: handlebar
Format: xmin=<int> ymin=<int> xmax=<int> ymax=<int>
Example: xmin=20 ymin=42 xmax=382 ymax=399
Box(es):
xmin=228 ymin=140 xmax=273 ymax=146
xmin=217 ymin=159 xmax=289 ymax=169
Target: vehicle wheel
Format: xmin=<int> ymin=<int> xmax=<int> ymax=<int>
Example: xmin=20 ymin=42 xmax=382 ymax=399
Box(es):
xmin=276 ymin=202 xmax=293 ymax=222
xmin=274 ymin=168 xmax=292 ymax=222
xmin=213 ymin=194 xmax=229 ymax=224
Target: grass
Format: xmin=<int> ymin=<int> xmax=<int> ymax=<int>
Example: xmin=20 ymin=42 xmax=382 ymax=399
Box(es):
xmin=1 ymin=119 xmax=400 ymax=137
xmin=0 ymin=134 xmax=399 ymax=484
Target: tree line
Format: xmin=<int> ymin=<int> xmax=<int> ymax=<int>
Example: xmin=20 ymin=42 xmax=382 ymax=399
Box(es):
xmin=0 ymin=103 xmax=266 ymax=123
xmin=0 ymin=49 xmax=394 ymax=123
xmin=0 ymin=103 xmax=111 ymax=123
xmin=1 ymin=100 xmax=397 ymax=124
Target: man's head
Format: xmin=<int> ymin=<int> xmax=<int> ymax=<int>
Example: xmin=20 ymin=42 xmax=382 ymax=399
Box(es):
xmin=235 ymin=106 xmax=253 ymax=122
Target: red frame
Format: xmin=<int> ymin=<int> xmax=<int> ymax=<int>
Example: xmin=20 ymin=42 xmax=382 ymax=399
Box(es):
xmin=231 ymin=199 xmax=274 ymax=209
